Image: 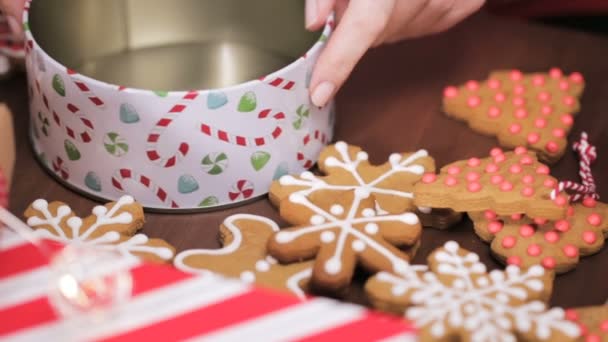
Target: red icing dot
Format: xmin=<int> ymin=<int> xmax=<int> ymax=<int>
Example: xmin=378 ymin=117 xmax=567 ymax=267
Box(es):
xmin=587 ymin=213 xmax=602 ymax=226
xmin=552 ymin=128 xmax=565 ymax=138
xmin=536 ymin=165 xmax=550 ymax=175
xmin=563 ymin=95 xmax=575 ymax=106
xmin=554 ymin=194 xmax=568 ymax=207
xmin=466 ymin=80 xmax=479 ymax=91
xmin=534 ymin=217 xmax=548 ymax=225
xmin=447 ymin=166 xmax=461 ymax=175
xmin=583 ymin=197 xmax=597 ymax=208
xmin=600 ymin=319 xmax=608 ymax=332
xmin=421 ymin=173 xmax=437 ymax=183
xmin=485 ymin=163 xmax=499 ymax=173
xmin=490 ymin=147 xmax=503 ymax=157
xmin=514 ymin=108 xmax=528 ymax=119
xmin=586 ymin=335 xmax=601 ymax=342
xmin=555 ymin=219 xmax=570 ymax=232
xmin=544 ymin=231 xmax=559 ymax=243
xmin=487 ymin=106 xmax=501 ymax=118
xmin=543 ymin=178 xmax=556 ymax=188
xmin=494 ymin=92 xmax=506 ymax=103
xmin=541 ymin=257 xmax=556 ymax=269
xmin=521 ymin=186 xmax=535 ymax=197
xmin=500 ymin=181 xmax=513 ymax=192
xmin=549 ymin=68 xmax=563 ymax=79
xmin=514 ymin=146 xmax=528 ymax=155
xmin=514 ymin=84 xmax=526 ymax=95
xmin=563 ymin=244 xmax=578 ymax=258
xmin=506 ymin=256 xmax=522 ymax=266
xmin=545 ymin=141 xmax=559 ymax=153
xmin=519 ymin=224 xmax=534 ymax=237
xmin=501 ymin=236 xmax=517 ymax=248
xmin=509 ymin=164 xmax=522 ymax=174
xmin=532 ymin=75 xmax=545 ymax=86
xmin=567 ymin=205 xmax=575 ymax=217
xmin=537 ymin=92 xmax=551 ymax=102
xmin=445 ymin=176 xmax=458 ymax=187
xmin=527 ymin=244 xmax=542 ymax=256
xmin=467 ymin=157 xmax=481 ymax=167
xmin=579 ymin=324 xmax=589 ymax=336
xmin=467 ymin=96 xmax=481 ymax=108
xmin=488 ymin=79 xmax=501 ymax=89
xmin=443 ymin=86 xmax=458 ymax=98
xmin=527 ymin=133 xmax=540 ymax=144
xmin=569 ymin=72 xmax=584 ymax=84
xmin=582 ymin=230 xmax=597 ymax=244
xmin=490 ymin=175 xmax=503 ymax=185
xmin=541 ymin=105 xmax=553 ymax=116
xmin=484 ymin=210 xmax=497 ymax=220
xmin=511 ymin=213 xmax=523 ymax=220
xmin=520 ymin=156 xmax=533 ymax=165
xmin=559 ymin=80 xmax=570 ymax=91
xmin=522 ymin=175 xmax=535 ymax=184
xmin=466 ymin=172 xmax=480 ymax=182
xmin=513 ymin=97 xmax=525 ymax=107
xmin=467 ymin=182 xmax=482 ymax=193
xmin=488 ymin=221 xmax=503 ymax=234
xmin=565 ymin=309 xmax=579 ymax=321
xmin=493 ymin=154 xmax=506 ymax=163
xmin=534 ymin=118 xmax=547 ymax=128
xmin=510 ymin=70 xmax=523 ymax=81
xmin=561 ymin=114 xmax=574 ymax=126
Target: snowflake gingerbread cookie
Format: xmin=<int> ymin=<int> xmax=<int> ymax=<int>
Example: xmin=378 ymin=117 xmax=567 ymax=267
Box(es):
xmin=174 ymin=214 xmax=312 ymax=299
xmin=267 ymin=189 xmax=422 ymax=291
xmin=270 ymin=141 xmax=462 ymax=230
xmin=470 ymin=197 xmax=608 ymax=274
xmin=443 ymin=68 xmax=585 ymax=163
xmin=414 ymin=147 xmax=569 ymax=220
xmin=24 ymin=195 xmax=175 ymax=263
xmin=365 ymin=241 xmax=581 ymax=341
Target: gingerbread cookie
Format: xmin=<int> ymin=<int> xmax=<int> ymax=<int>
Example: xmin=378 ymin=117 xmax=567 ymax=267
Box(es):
xmin=24 ymin=195 xmax=175 ymax=263
xmin=565 ymin=305 xmax=608 ymax=342
xmin=270 ymin=141 xmax=462 ymax=230
xmin=365 ymin=241 xmax=581 ymax=341
xmin=414 ymin=147 xmax=568 ymax=220
xmin=469 ymin=198 xmax=608 ymax=273
xmin=443 ymin=68 xmax=585 ymax=163
xmin=267 ymin=189 xmax=421 ymax=291
xmin=174 ymin=214 xmax=312 ymax=299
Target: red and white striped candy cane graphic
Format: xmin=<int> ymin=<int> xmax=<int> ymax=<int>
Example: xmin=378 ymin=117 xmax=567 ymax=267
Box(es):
xmin=52 ymin=157 xmax=69 ymax=180
xmin=551 ymin=132 xmax=599 ymax=202
xmin=51 ymin=103 xmax=94 ymax=143
xmin=297 ymin=130 xmax=328 ymax=169
xmin=263 ymin=76 xmax=296 ymax=91
xmin=146 ymin=91 xmax=199 ymax=168
xmin=112 ymin=169 xmax=179 ymax=208
xmin=66 ymin=68 xmax=105 ymax=108
xmin=200 ymin=109 xmax=285 ymax=147
xmin=228 ymin=179 xmax=254 ymax=201
xmin=0 ymin=167 xmax=8 ymax=208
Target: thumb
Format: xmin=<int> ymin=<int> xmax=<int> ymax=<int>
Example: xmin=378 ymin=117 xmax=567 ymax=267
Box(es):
xmin=0 ymin=0 xmax=26 ymax=39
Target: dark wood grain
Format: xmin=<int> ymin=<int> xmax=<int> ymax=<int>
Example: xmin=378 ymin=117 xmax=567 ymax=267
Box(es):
xmin=3 ymin=12 xmax=607 ymax=309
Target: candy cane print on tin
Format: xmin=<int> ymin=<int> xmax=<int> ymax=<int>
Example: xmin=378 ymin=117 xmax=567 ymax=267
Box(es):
xmin=112 ymin=169 xmax=179 ymax=208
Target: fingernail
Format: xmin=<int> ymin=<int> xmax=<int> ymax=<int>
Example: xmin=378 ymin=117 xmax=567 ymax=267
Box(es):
xmin=311 ymin=81 xmax=335 ymax=107
xmin=7 ymin=16 xmax=24 ymax=40
xmin=305 ymin=0 xmax=317 ymax=29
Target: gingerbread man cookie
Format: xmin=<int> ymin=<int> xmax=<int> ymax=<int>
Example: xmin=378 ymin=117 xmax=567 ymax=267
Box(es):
xmin=174 ymin=214 xmax=312 ymax=299
xmin=270 ymin=141 xmax=462 ymax=230
xmin=25 ymin=195 xmax=175 ymax=263
xmin=469 ymin=197 xmax=608 ymax=273
xmin=365 ymin=241 xmax=581 ymax=341
xmin=267 ymin=190 xmax=421 ymax=291
xmin=414 ymin=147 xmax=568 ymax=220
xmin=443 ymin=68 xmax=585 ymax=163
xmin=565 ymin=305 xmax=608 ymax=342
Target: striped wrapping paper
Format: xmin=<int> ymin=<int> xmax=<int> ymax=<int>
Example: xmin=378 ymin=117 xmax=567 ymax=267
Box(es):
xmin=0 ymin=230 xmax=417 ymax=341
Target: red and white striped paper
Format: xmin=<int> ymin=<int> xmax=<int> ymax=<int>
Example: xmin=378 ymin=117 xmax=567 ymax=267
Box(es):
xmin=0 ymin=230 xmax=417 ymax=341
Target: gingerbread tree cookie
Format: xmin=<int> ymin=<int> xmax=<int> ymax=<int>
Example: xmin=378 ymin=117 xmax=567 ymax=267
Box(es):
xmin=365 ymin=241 xmax=581 ymax=341
xmin=267 ymin=190 xmax=421 ymax=291
xmin=174 ymin=214 xmax=312 ymax=299
xmin=469 ymin=197 xmax=608 ymax=274
xmin=565 ymin=305 xmax=608 ymax=342
xmin=270 ymin=141 xmax=462 ymax=229
xmin=414 ymin=147 xmax=568 ymax=220
xmin=24 ymin=195 xmax=175 ymax=263
xmin=443 ymin=68 xmax=585 ymax=163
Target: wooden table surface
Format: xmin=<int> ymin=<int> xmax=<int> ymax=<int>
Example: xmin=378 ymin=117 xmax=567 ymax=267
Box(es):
xmin=3 ymin=12 xmax=608 ymax=309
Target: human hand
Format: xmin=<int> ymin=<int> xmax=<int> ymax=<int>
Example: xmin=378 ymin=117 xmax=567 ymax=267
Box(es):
xmin=306 ymin=0 xmax=486 ymax=107
xmin=0 ymin=0 xmax=26 ymax=39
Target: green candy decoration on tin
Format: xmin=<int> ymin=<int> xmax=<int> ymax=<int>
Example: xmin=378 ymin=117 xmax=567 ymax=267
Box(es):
xmin=199 ymin=196 xmax=219 ymax=208
xmin=104 ymin=132 xmax=129 ymax=157
xmin=292 ymin=105 xmax=310 ymax=130
xmin=250 ymin=151 xmax=271 ymax=171
xmin=38 ymin=153 xmax=48 ymax=166
xmin=84 ymin=171 xmax=102 ymax=192
xmin=154 ymin=90 xmax=169 ymax=97
xmin=178 ymin=174 xmax=199 ymax=194
xmin=237 ymin=91 xmax=257 ymax=112
xmin=64 ymin=140 xmax=81 ymax=161
xmin=52 ymin=74 xmax=66 ymax=97
xmin=201 ymin=152 xmax=228 ymax=175
xmin=119 ymin=103 xmax=140 ymax=124
xmin=273 ymin=162 xmax=289 ymax=180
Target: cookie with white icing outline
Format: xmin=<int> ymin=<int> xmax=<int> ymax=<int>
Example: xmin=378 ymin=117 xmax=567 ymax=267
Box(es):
xmin=174 ymin=214 xmax=312 ymax=299
xmin=365 ymin=241 xmax=581 ymax=341
xmin=270 ymin=141 xmax=462 ymax=230
xmin=24 ymin=195 xmax=175 ymax=263
xmin=565 ymin=305 xmax=608 ymax=342
xmin=267 ymin=189 xmax=422 ymax=292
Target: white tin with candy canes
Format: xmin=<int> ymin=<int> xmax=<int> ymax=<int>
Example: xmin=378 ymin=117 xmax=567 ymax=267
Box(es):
xmin=23 ymin=0 xmax=334 ymax=211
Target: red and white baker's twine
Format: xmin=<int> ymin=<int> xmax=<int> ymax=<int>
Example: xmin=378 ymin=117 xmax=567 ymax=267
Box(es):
xmin=551 ymin=132 xmax=599 ymax=202
xmin=0 ymin=167 xmax=8 ymax=208
xmin=112 ymin=168 xmax=180 ymax=208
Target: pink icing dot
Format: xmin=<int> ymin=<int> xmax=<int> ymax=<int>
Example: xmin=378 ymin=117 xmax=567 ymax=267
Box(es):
xmin=514 ymin=146 xmax=527 ymax=155
xmin=421 ymin=173 xmax=437 ymax=183
xmin=493 ymin=154 xmax=506 ymax=163
xmin=521 ymin=186 xmax=535 ymax=197
xmin=543 ymin=178 xmax=556 ymax=188
xmin=466 ymin=159 xmax=480 ymax=169
xmin=555 ymin=219 xmax=570 ymax=232
xmin=466 ymin=80 xmax=479 ymax=91
xmin=541 ymin=105 xmax=553 ymax=116
xmin=467 ymin=96 xmax=481 ymax=108
xmin=520 ymin=156 xmax=533 ymax=165
xmin=490 ymin=147 xmax=503 ymax=157
xmin=445 ymin=176 xmax=458 ymax=187
xmin=447 ymin=166 xmax=461 ymax=175
xmin=487 ymin=106 xmax=501 ymax=118
xmin=552 ymin=128 xmax=565 ymax=138
xmin=545 ymin=141 xmax=559 ymax=153
xmin=443 ymin=86 xmax=459 ymax=98
xmin=534 ymin=118 xmax=547 ymax=128
xmin=514 ymin=108 xmax=528 ymax=119
xmin=587 ymin=213 xmax=602 ymax=226
xmin=466 ymin=172 xmax=480 ymax=182
xmin=527 ymin=244 xmax=542 ymax=256
xmin=519 ymin=224 xmax=534 ymax=237
xmin=537 ymin=92 xmax=551 ymax=102
xmin=549 ymin=68 xmax=563 ymax=79
xmin=569 ymin=72 xmax=584 ymax=84
xmin=488 ymin=79 xmax=501 ymax=89
xmin=501 ymin=236 xmax=517 ymax=249
xmin=559 ymin=80 xmax=570 ymax=91
xmin=583 ymin=197 xmax=597 ymax=208
xmin=534 ymin=217 xmax=548 ymax=225
xmin=510 ymin=69 xmax=523 ymax=81
xmin=484 ymin=210 xmax=497 ymax=220
xmin=509 ymin=164 xmax=522 ymax=174
xmin=532 ymin=75 xmax=545 ymax=86
xmin=527 ymin=133 xmax=540 ymax=144
xmin=541 ymin=257 xmax=556 ymax=269
xmin=514 ymin=84 xmax=526 ymax=95
xmin=494 ymin=92 xmax=506 ymax=103
xmin=583 ymin=231 xmax=597 ymax=244
xmin=565 ymin=309 xmax=579 ymax=321
xmin=467 ymin=182 xmax=482 ymax=193
xmin=563 ymin=95 xmax=575 ymax=107
xmin=600 ymin=319 xmax=608 ymax=332
xmin=567 ymin=205 xmax=575 ymax=217
xmin=563 ymin=245 xmax=578 ymax=258
xmin=536 ymin=165 xmax=550 ymax=175
xmin=500 ymin=181 xmax=513 ymax=192
xmin=490 ymin=174 xmax=503 ymax=185
xmin=511 ymin=213 xmax=523 ymax=220
xmin=488 ymin=221 xmax=503 ymax=234
xmin=522 ymin=175 xmax=535 ymax=184
xmin=587 ymin=335 xmax=601 ymax=342
xmin=506 ymin=256 xmax=522 ymax=266
xmin=561 ymin=114 xmax=574 ymax=126
xmin=512 ymin=97 xmax=525 ymax=107
xmin=554 ymin=194 xmax=568 ymax=207
xmin=544 ymin=231 xmax=559 ymax=243
xmin=485 ymin=163 xmax=499 ymax=173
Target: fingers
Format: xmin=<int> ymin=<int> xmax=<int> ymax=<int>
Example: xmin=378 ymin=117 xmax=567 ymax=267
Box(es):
xmin=399 ymin=0 xmax=457 ymax=39
xmin=429 ymin=0 xmax=485 ymax=34
xmin=0 ymin=0 xmax=26 ymax=39
xmin=306 ymin=0 xmax=336 ymax=31
xmin=310 ymin=0 xmax=395 ymax=107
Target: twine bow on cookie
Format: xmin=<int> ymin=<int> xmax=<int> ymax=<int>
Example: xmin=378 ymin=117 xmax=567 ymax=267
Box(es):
xmin=551 ymin=132 xmax=599 ymax=202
